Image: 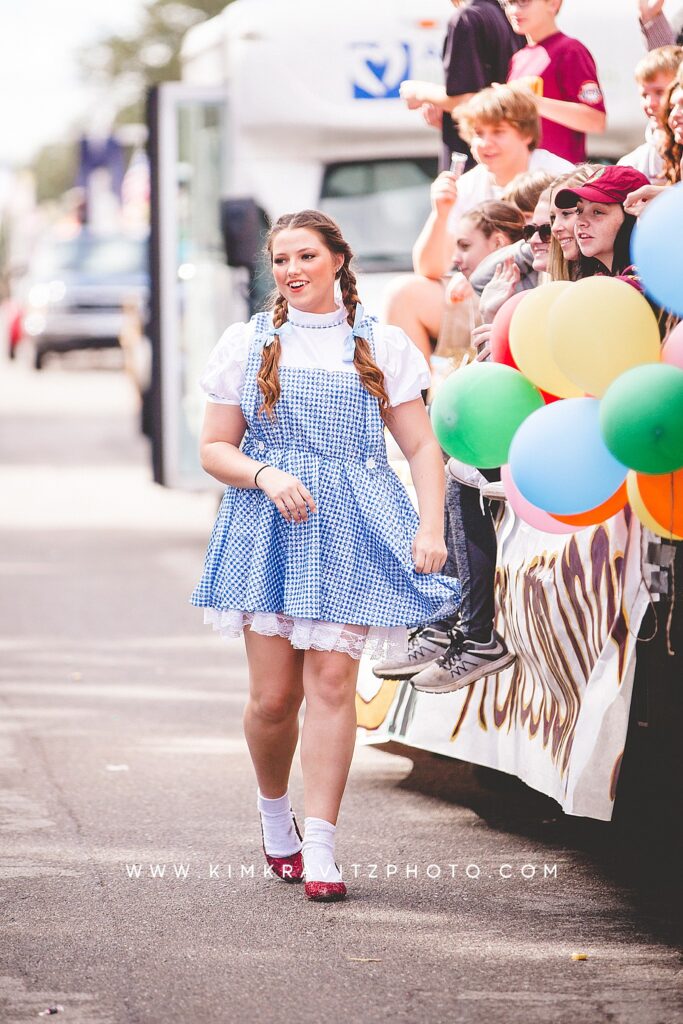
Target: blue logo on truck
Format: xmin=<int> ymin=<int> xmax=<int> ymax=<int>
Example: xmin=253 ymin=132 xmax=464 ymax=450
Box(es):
xmin=351 ymin=42 xmax=411 ymax=99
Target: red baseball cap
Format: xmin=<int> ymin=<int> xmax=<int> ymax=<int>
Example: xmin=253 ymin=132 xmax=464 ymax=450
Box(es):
xmin=554 ymin=165 xmax=650 ymax=209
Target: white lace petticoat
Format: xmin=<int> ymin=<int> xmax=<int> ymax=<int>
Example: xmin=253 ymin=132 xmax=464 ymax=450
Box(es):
xmin=203 ymin=609 xmax=408 ymax=661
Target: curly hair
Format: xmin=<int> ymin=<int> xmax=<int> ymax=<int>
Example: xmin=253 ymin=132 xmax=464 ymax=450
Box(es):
xmin=259 ymin=210 xmax=389 ymax=419
xmin=660 ymin=68 xmax=683 ymax=185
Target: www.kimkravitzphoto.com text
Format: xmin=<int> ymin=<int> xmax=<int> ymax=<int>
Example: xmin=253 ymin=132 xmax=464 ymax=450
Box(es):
xmin=123 ymin=862 xmax=560 ymax=882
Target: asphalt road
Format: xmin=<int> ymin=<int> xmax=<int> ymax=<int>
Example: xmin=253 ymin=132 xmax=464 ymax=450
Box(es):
xmin=0 ymin=350 xmax=681 ymax=1024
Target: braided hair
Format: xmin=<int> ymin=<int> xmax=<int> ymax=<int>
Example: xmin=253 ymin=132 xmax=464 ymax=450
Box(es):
xmin=259 ymin=210 xmax=390 ymax=418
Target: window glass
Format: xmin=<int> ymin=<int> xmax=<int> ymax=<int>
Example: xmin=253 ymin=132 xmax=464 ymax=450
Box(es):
xmin=319 ymin=158 xmax=438 ymax=272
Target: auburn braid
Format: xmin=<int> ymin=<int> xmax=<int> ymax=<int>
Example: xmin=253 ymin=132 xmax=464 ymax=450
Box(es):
xmin=259 ymin=209 xmax=391 ymax=416
xmin=339 ymin=263 xmax=390 ymax=412
xmin=257 ymin=294 xmax=287 ymax=418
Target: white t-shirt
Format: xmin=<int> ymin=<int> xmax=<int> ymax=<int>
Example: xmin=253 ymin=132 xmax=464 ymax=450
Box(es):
xmin=447 ymin=148 xmax=574 ymax=231
xmin=200 ymin=303 xmax=430 ymax=409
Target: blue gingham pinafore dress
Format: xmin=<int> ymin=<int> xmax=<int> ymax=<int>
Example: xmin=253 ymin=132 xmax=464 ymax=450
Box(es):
xmin=191 ymin=311 xmax=461 ymax=656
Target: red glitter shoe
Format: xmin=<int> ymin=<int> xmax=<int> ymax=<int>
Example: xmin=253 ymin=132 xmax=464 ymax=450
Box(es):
xmin=260 ymin=813 xmax=304 ymax=882
xmin=304 ymin=872 xmax=347 ymax=902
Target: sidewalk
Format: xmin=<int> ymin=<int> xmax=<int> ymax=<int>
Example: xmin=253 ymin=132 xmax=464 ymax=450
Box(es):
xmin=0 ymin=353 xmax=681 ymax=1024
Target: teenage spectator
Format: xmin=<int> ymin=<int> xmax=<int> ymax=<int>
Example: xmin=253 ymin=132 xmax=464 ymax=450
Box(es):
xmin=547 ymin=166 xmax=600 ymax=281
xmin=413 ymin=85 xmax=572 ymax=281
xmin=619 ymin=46 xmax=683 ymax=180
xmin=638 ymin=0 xmax=677 ymax=48
xmin=469 ymin=170 xmax=556 ymax=319
xmin=383 ymin=201 xmax=525 ymax=362
xmin=400 ymin=0 xmax=524 ymax=171
xmin=501 ymin=168 xmax=556 ymax=219
xmin=661 ymin=62 xmax=683 ymax=181
xmin=554 ymin=165 xmax=651 ymax=283
xmin=624 ymin=62 xmax=683 ymax=214
xmin=503 ymin=0 xmax=606 ymax=163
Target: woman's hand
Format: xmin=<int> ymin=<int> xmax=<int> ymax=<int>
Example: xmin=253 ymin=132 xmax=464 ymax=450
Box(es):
xmin=479 ymin=257 xmax=520 ymax=322
xmin=412 ymin=527 xmax=447 ymax=574
xmin=430 ymin=171 xmax=459 ymax=216
xmin=623 ymin=183 xmax=667 ymax=217
xmin=472 ymin=322 xmax=493 ymax=362
xmin=256 ymin=466 xmax=316 ymax=523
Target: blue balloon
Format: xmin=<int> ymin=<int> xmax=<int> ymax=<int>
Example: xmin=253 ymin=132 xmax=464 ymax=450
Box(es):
xmin=631 ymin=183 xmax=683 ymax=317
xmin=509 ymin=398 xmax=628 ymax=515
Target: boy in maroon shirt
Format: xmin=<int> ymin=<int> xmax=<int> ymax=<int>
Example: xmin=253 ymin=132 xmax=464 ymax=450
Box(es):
xmin=502 ymin=0 xmax=607 ymax=163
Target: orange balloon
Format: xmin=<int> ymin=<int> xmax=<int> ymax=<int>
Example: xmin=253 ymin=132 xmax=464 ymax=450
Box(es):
xmin=551 ymin=481 xmax=628 ymax=527
xmin=626 ymin=471 xmax=683 ymax=540
xmin=637 ymin=468 xmax=683 ymax=536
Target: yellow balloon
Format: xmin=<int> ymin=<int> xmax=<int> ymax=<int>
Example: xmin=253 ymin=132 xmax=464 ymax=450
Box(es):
xmin=508 ymin=282 xmax=583 ymax=398
xmin=626 ymin=470 xmax=683 ymax=540
xmin=548 ymin=277 xmax=662 ymax=398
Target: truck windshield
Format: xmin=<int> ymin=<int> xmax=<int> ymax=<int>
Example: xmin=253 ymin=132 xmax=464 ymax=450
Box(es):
xmin=319 ymin=158 xmax=438 ymax=274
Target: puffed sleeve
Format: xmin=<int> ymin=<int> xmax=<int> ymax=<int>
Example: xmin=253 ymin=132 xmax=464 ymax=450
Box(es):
xmin=375 ymin=325 xmax=431 ymax=407
xmin=199 ymin=322 xmax=250 ymax=405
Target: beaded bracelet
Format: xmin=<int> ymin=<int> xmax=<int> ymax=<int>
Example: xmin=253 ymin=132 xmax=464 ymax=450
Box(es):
xmin=254 ymin=464 xmax=271 ymax=489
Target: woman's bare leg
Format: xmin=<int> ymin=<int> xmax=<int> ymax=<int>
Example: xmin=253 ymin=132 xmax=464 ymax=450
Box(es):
xmin=243 ymin=629 xmax=304 ymax=798
xmin=300 ymin=646 xmax=361 ymax=824
xmin=382 ymin=275 xmax=445 ymax=362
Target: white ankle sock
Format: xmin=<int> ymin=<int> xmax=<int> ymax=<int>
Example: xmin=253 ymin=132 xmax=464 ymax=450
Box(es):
xmin=257 ymin=789 xmax=302 ymax=857
xmin=302 ymin=817 xmax=342 ymax=883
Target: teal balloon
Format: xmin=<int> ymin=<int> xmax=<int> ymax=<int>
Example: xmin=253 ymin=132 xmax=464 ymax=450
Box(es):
xmin=600 ymin=363 xmax=683 ymax=474
xmin=631 ymin=183 xmax=683 ymax=317
xmin=508 ymin=398 xmax=627 ymax=515
xmin=430 ymin=362 xmax=544 ymax=469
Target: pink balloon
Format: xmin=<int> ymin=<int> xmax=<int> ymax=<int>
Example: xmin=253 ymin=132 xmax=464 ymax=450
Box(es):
xmin=501 ymin=464 xmax=579 ymax=534
xmin=662 ymin=322 xmax=683 ymax=371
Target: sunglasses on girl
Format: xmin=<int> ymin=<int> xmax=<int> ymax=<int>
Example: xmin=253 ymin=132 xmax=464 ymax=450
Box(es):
xmin=522 ymin=222 xmax=552 ymax=243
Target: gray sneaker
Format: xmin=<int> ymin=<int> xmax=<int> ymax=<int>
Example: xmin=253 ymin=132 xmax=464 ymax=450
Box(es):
xmin=411 ymin=630 xmax=516 ymax=693
xmin=372 ymin=627 xmax=453 ymax=680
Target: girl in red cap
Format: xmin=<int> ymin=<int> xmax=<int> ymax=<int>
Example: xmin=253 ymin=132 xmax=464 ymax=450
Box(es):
xmin=553 ymin=165 xmax=651 ymax=283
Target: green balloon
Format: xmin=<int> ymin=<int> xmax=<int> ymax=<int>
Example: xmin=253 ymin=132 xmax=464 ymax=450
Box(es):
xmin=430 ymin=362 xmax=544 ymax=469
xmin=600 ymin=363 xmax=683 ymax=474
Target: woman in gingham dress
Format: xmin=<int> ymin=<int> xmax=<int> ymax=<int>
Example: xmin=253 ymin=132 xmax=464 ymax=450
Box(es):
xmin=191 ymin=210 xmax=460 ymax=902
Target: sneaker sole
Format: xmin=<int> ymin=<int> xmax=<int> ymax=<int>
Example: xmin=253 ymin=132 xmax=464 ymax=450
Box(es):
xmin=371 ymin=653 xmax=447 ymax=680
xmin=412 ymin=652 xmax=517 ymax=694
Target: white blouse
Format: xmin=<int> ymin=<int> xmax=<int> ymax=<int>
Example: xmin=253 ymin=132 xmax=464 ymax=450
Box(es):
xmin=199 ymin=302 xmax=430 ymax=409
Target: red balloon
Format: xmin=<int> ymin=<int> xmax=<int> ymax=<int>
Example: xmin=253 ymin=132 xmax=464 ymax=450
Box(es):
xmin=490 ymin=292 xmax=560 ymax=404
xmin=662 ymin=322 xmax=683 ymax=371
xmin=490 ymin=292 xmax=526 ymax=368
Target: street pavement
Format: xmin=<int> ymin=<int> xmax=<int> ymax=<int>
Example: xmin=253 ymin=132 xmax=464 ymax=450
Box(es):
xmin=0 ymin=349 xmax=681 ymax=1024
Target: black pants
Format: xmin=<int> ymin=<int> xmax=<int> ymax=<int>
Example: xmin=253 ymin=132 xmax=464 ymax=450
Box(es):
xmin=434 ymin=470 xmax=500 ymax=642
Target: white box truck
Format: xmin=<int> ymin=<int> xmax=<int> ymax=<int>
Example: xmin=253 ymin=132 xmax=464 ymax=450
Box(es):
xmin=147 ymin=0 xmax=679 ymax=488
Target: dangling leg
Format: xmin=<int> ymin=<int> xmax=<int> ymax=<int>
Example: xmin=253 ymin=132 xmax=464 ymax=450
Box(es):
xmin=243 ymin=629 xmax=305 ymax=876
xmin=300 ymin=644 xmax=361 ymax=900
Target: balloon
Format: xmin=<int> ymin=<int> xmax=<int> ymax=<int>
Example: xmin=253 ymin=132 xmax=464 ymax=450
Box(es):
xmin=600 ymin=363 xmax=683 ymax=474
xmin=508 ymin=398 xmax=628 ymax=515
xmin=551 ymin=482 xmax=628 ymax=527
xmin=509 ymin=282 xmax=583 ymax=398
xmin=631 ymin=182 xmax=683 ymax=317
xmin=548 ymin=277 xmax=661 ymax=397
xmin=430 ymin=362 xmax=544 ymax=468
xmin=490 ymin=292 xmax=527 ymax=367
xmin=626 ymin=471 xmax=683 ymax=540
xmin=501 ymin=465 xmax=578 ymax=534
xmin=636 ymin=467 xmax=683 ymax=536
xmin=662 ymin=321 xmax=683 ymax=371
